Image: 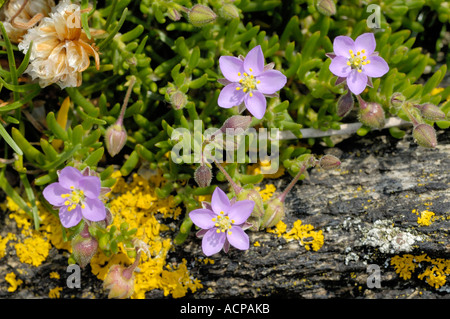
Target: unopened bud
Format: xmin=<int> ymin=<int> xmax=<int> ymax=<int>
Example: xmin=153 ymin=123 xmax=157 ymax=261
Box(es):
xmin=71 ymin=226 xmax=98 ymax=269
xmin=319 ymin=154 xmax=341 ymax=170
xmin=260 ymin=197 xmax=285 ymax=229
xmin=220 ymin=115 xmax=253 ymax=134
xmin=316 ymin=0 xmax=336 ymax=16
xmin=188 ymin=4 xmax=217 ymax=27
xmin=170 ymin=91 xmax=187 ymax=110
xmin=103 ymin=264 xmax=135 ymax=299
xmin=194 ymin=164 xmax=212 ymax=188
xmin=414 ymin=103 xmax=446 ymax=121
xmin=336 ymin=90 xmax=354 ymax=117
xmin=390 ymin=92 xmax=406 ymax=109
xmin=358 ymin=102 xmax=385 ymax=129
xmin=105 ymin=124 xmax=127 ymax=157
xmin=236 ymin=188 xmax=265 ymax=231
xmin=167 ymin=8 xmax=181 ymax=21
xmin=220 ymin=3 xmax=240 ymax=20
xmin=412 ymin=123 xmax=437 ymax=148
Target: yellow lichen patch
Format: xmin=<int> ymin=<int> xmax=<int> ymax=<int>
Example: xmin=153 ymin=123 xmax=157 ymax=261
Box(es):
xmin=417 ymin=210 xmax=435 ymax=226
xmin=391 ymin=254 xmax=450 ymax=289
xmin=15 ymin=236 xmax=51 ymax=267
xmin=5 ymin=272 xmax=23 ymax=292
xmin=247 ymin=161 xmax=286 ymax=179
xmin=49 ymin=286 xmax=63 ymax=299
xmin=50 ymin=272 xmax=60 ymax=279
xmin=0 ymin=233 xmax=16 ymax=259
xmin=91 ymin=171 xmax=202 ymax=299
xmin=267 ymin=220 xmax=324 ymax=251
xmin=255 ymin=184 xmax=277 ymax=201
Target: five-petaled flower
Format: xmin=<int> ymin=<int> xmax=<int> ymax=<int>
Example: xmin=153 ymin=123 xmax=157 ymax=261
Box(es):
xmin=189 ymin=187 xmax=255 ymax=256
xmin=218 ymin=45 xmax=287 ymax=119
xmin=327 ymin=33 xmax=389 ymax=95
xmin=43 ymin=166 xmax=107 ymax=228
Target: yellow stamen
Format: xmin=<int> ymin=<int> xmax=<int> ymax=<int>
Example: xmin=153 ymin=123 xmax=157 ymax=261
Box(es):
xmin=243 ymin=73 xmax=248 ymax=77
xmin=249 ymin=92 xmax=253 ymax=97
xmin=257 ymin=80 xmax=261 ymax=84
xmin=250 ymin=75 xmax=254 ymax=79
xmin=81 ymin=204 xmax=85 ymax=209
xmin=239 ymin=79 xmax=243 ymax=83
xmin=358 ymin=69 xmax=362 ymax=73
xmin=362 ymin=56 xmax=367 ymax=60
xmin=366 ymin=60 xmax=371 ymax=64
xmin=236 ymin=87 xmax=241 ymax=91
xmin=249 ymin=68 xmax=253 ymax=72
xmin=212 ymin=218 xmax=216 ymax=222
xmin=238 ymin=72 xmax=241 ymax=76
xmin=216 ymin=229 xmax=220 ymax=233
xmin=361 ymin=49 xmax=365 ymax=53
xmin=357 ymin=51 xmax=361 ymax=55
xmin=347 ymin=61 xmax=351 ymax=66
xmin=228 ymin=231 xmax=232 ymax=235
xmin=243 ymin=88 xmax=248 ymax=93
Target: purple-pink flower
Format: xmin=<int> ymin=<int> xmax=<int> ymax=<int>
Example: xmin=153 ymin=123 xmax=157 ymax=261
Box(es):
xmin=43 ymin=166 xmax=107 ymax=228
xmin=327 ymin=33 xmax=389 ymax=95
xmin=218 ymin=45 xmax=287 ymax=119
xmin=189 ymin=187 xmax=255 ymax=256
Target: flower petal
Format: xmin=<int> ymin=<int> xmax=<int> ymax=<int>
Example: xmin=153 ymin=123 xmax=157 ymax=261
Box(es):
xmin=333 ymin=36 xmax=355 ymax=58
xmin=59 ymin=206 xmax=83 ymax=228
xmin=255 ymin=70 xmax=287 ymax=95
xmin=355 ymin=33 xmax=376 ymax=56
xmin=218 ymin=83 xmax=246 ymax=109
xmin=244 ymin=45 xmax=265 ymax=76
xmin=211 ymin=187 xmax=231 ymax=214
xmin=363 ymin=56 xmax=389 ymax=78
xmin=58 ymin=166 xmax=83 ymax=189
xmin=347 ymin=69 xmax=368 ymax=95
xmin=329 ymin=56 xmax=352 ymax=77
xmin=189 ymin=209 xmax=217 ymax=229
xmin=228 ymin=200 xmax=255 ymax=225
xmin=77 ymin=176 xmax=101 ymax=199
xmin=227 ymin=226 xmax=249 ymax=251
xmin=43 ymin=182 xmax=69 ymax=206
xmin=202 ymin=228 xmax=226 ymax=256
xmin=81 ymin=198 xmax=106 ymax=222
xmin=244 ymin=90 xmax=267 ymax=119
xmin=219 ymin=56 xmax=245 ymax=82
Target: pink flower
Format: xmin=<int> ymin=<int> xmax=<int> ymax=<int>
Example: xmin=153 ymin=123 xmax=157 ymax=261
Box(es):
xmin=189 ymin=187 xmax=254 ymax=256
xmin=218 ymin=45 xmax=287 ymax=119
xmin=327 ymin=33 xmax=389 ymax=95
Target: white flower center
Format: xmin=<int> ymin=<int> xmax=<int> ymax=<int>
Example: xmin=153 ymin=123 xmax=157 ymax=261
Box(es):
xmin=61 ymin=187 xmax=85 ymax=211
xmin=235 ymin=68 xmax=261 ymax=97
xmin=212 ymin=211 xmax=235 ymax=235
xmin=347 ymin=49 xmax=371 ymax=73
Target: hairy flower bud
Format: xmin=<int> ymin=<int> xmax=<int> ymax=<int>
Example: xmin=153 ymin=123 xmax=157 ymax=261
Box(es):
xmin=220 ymin=3 xmax=240 ymax=20
xmin=414 ymin=103 xmax=446 ymax=121
xmin=412 ymin=123 xmax=437 ymax=148
xmin=358 ymin=102 xmax=386 ymax=129
xmin=71 ymin=225 xmax=98 ymax=269
xmin=319 ymin=154 xmax=341 ymax=170
xmin=105 ymin=124 xmax=127 ymax=157
xmin=236 ymin=188 xmax=265 ymax=231
xmin=336 ymin=90 xmax=354 ymax=117
xmin=260 ymin=197 xmax=285 ymax=229
xmin=167 ymin=8 xmax=181 ymax=21
xmin=170 ymin=91 xmax=187 ymax=110
xmin=390 ymin=92 xmax=406 ymax=109
xmin=103 ymin=264 xmax=135 ymax=299
xmin=316 ymin=0 xmax=336 ymax=16
xmin=220 ymin=115 xmax=253 ymax=133
xmin=194 ymin=164 xmax=212 ymax=188
xmin=188 ymin=4 xmax=217 ymax=27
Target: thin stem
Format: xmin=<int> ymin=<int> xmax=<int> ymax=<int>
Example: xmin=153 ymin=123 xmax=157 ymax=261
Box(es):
xmin=401 ymin=102 xmax=420 ymax=126
xmin=278 ymin=164 xmax=307 ymax=203
xmin=213 ymin=160 xmax=243 ymax=195
xmin=116 ymin=76 xmax=136 ymax=126
xmin=122 ymin=250 xmax=141 ymax=280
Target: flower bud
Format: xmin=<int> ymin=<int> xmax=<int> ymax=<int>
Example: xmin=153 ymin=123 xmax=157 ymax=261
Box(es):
xmin=220 ymin=3 xmax=240 ymax=20
xmin=316 ymin=0 xmax=336 ymax=16
xmin=71 ymin=226 xmax=98 ymax=269
xmin=319 ymin=154 xmax=341 ymax=170
xmin=412 ymin=123 xmax=437 ymax=148
xmin=390 ymin=92 xmax=406 ymax=109
xmin=105 ymin=124 xmax=127 ymax=157
xmin=336 ymin=90 xmax=354 ymax=118
xmin=358 ymin=102 xmax=386 ymax=129
xmin=236 ymin=188 xmax=265 ymax=231
xmin=167 ymin=8 xmax=181 ymax=21
xmin=103 ymin=264 xmax=135 ymax=299
xmin=220 ymin=115 xmax=253 ymax=134
xmin=414 ymin=103 xmax=446 ymax=121
xmin=188 ymin=4 xmax=217 ymax=27
xmin=194 ymin=164 xmax=212 ymax=188
xmin=170 ymin=91 xmax=187 ymax=110
xmin=260 ymin=197 xmax=285 ymax=229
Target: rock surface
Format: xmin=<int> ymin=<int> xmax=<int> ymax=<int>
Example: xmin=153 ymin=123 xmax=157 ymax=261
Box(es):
xmin=0 ymin=126 xmax=449 ymax=299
